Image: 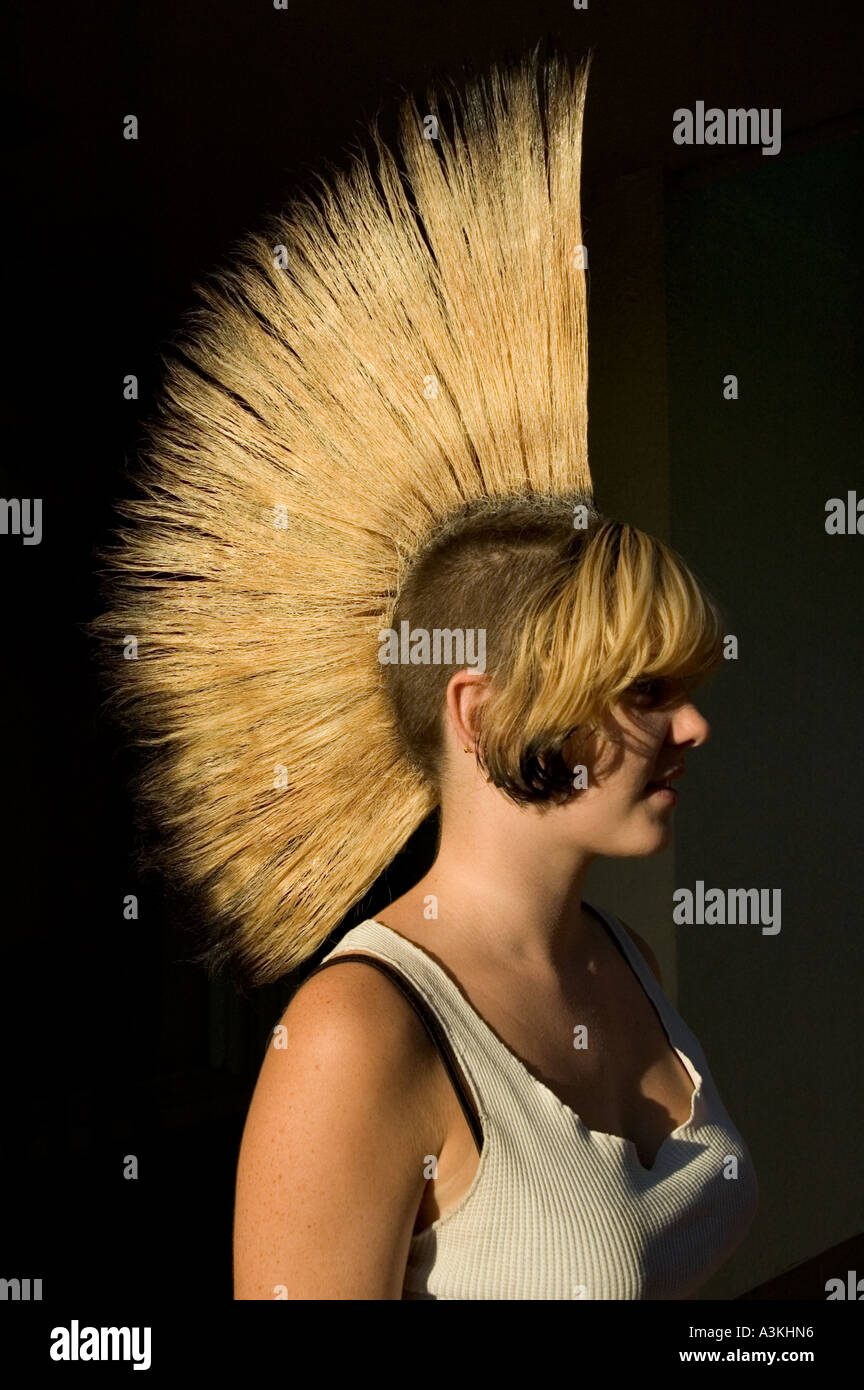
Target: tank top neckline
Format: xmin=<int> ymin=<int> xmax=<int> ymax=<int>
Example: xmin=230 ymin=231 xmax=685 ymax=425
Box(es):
xmin=356 ymin=903 xmax=704 ymax=1174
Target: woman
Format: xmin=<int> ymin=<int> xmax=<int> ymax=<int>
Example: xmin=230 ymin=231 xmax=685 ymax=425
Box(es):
xmin=233 ymin=502 xmax=759 ymax=1299
xmin=89 ymin=46 xmax=758 ymax=1298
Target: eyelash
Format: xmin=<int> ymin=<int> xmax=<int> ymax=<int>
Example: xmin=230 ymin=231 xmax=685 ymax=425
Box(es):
xmin=628 ymin=677 xmax=667 ymax=705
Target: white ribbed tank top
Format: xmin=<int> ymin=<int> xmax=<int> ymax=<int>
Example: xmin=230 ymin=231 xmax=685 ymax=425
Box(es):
xmin=313 ymin=905 xmax=759 ymax=1300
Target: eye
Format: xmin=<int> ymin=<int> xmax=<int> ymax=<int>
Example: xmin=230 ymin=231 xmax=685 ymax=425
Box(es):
xmin=626 ymin=677 xmax=668 ymax=707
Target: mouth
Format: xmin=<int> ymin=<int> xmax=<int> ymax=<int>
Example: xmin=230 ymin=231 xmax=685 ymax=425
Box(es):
xmin=641 ymin=764 xmax=685 ymax=802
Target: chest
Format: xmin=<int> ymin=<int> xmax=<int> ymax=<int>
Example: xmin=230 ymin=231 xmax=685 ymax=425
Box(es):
xmin=465 ymin=951 xmax=696 ymax=1155
xmin=417 ymin=940 xmax=699 ymax=1232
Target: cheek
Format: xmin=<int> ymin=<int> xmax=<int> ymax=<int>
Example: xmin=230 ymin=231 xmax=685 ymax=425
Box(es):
xmin=565 ymin=715 xmax=665 ymax=797
xmin=597 ymin=736 xmax=656 ymax=789
xmin=622 ymin=714 xmax=667 ymax=770
xmin=607 ymin=736 xmax=665 ymax=806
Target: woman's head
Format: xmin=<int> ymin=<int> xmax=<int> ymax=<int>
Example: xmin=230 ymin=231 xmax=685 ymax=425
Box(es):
xmin=381 ymin=493 xmax=722 ymax=855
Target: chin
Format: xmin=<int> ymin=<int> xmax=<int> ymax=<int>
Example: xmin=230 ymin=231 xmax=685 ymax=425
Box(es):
xmin=646 ymin=816 xmax=674 ymax=852
xmin=611 ymin=820 xmax=673 ymax=857
xmin=600 ymin=822 xmax=675 ymax=856
xmin=643 ymin=828 xmax=672 ymax=855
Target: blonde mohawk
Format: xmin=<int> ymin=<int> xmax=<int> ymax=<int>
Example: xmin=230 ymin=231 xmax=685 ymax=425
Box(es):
xmin=90 ymin=46 xmax=593 ymax=984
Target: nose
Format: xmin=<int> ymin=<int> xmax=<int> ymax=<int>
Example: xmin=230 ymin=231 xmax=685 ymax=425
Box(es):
xmin=667 ymin=699 xmax=710 ymax=749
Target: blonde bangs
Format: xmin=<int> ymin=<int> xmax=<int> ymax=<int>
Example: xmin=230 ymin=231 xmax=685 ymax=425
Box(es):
xmin=478 ymin=521 xmax=724 ymax=784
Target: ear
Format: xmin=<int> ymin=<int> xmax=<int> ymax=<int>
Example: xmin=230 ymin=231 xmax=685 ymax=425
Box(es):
xmin=444 ymin=669 xmax=490 ymax=748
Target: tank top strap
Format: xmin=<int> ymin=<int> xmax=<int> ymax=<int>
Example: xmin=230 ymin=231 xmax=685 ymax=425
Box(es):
xmin=583 ymin=901 xmax=663 ymax=994
xmin=307 ymin=920 xmax=495 ymax=1152
xmin=584 ymin=901 xmax=708 ymax=1074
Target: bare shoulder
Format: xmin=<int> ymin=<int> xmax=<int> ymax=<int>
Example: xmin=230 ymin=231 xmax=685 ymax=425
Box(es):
xmin=233 ymin=957 xmax=447 ymax=1299
xmin=275 ymin=956 xmax=446 ymax=1106
xmin=617 ymin=920 xmax=664 ymax=987
xmin=250 ymin=955 xmax=449 ymax=1163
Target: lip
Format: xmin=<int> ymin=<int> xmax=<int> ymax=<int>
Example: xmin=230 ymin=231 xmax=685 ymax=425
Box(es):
xmin=642 ymin=764 xmax=686 ymax=799
xmin=645 ymin=784 xmax=678 ymax=806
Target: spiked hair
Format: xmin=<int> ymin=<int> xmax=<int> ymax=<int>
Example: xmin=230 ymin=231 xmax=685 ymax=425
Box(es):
xmin=90 ymin=47 xmax=722 ymax=985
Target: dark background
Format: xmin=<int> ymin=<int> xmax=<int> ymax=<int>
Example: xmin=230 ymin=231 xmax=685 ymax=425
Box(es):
xmin=3 ymin=0 xmax=861 ymax=1307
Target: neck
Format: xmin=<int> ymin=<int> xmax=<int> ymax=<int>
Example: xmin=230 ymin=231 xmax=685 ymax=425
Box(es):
xmin=405 ymin=793 xmax=598 ymax=972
